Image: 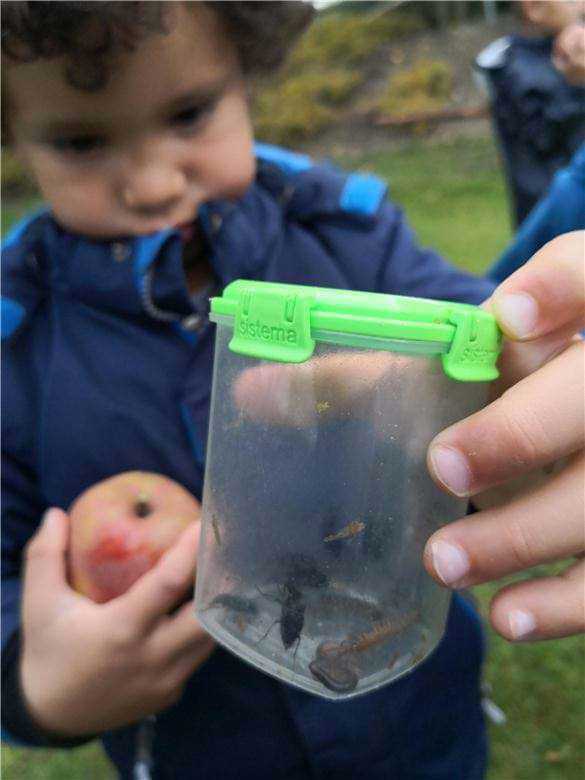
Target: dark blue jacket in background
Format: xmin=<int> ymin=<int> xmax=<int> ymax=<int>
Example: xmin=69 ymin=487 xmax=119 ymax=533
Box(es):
xmin=2 ymin=145 xmax=495 ymax=779
xmin=489 ymin=142 xmax=585 ymax=283
xmin=477 ymin=35 xmax=585 ymax=227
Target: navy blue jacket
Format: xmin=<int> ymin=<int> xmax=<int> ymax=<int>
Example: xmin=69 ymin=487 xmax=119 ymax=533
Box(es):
xmin=477 ymin=35 xmax=585 ymax=227
xmin=2 ymin=145 xmax=495 ymax=779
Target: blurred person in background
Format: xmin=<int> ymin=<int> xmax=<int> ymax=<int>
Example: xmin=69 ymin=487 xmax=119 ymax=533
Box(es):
xmin=488 ymin=9 xmax=585 ymax=282
xmin=476 ymin=0 xmax=585 ymax=227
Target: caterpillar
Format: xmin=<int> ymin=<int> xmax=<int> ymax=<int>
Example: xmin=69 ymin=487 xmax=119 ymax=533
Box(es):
xmin=316 ymin=609 xmax=420 ymax=659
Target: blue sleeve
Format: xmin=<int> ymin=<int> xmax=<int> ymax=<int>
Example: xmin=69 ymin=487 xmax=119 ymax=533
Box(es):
xmin=2 ymin=384 xmax=96 ymax=748
xmin=1 ymin=452 xmax=45 ymax=646
xmin=489 ymin=143 xmax=585 ymax=283
xmin=1 ymin=377 xmax=48 ymax=745
xmin=1 ymin=215 xmax=48 ymax=744
xmin=290 ymin=187 xmax=496 ymax=304
xmin=375 ymin=201 xmax=496 ymax=304
xmin=256 ymin=151 xmax=496 ymax=305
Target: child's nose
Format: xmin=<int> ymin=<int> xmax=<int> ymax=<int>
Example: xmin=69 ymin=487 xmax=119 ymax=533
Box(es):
xmin=121 ymin=166 xmax=187 ymax=215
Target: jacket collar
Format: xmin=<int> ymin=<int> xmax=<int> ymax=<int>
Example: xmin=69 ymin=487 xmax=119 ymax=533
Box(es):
xmin=40 ymin=171 xmax=285 ymax=326
xmin=37 ymin=152 xmax=383 ymax=325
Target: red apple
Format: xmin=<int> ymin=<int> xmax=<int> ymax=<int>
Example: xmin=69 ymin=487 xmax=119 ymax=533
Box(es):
xmin=68 ymin=471 xmax=201 ymax=603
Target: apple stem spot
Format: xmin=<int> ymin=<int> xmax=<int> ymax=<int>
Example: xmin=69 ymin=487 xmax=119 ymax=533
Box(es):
xmin=135 ymin=493 xmax=152 ymax=518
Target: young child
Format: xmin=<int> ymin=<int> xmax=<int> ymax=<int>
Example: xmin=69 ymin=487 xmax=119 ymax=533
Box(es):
xmin=2 ymin=3 xmax=583 ymax=779
xmin=475 ymin=0 xmax=585 ymax=227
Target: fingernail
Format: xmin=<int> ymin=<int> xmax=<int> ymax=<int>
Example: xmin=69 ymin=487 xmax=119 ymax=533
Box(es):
xmin=42 ymin=507 xmax=61 ymax=529
xmin=430 ymin=540 xmax=470 ymax=586
xmin=429 ymin=445 xmax=472 ymax=497
xmin=493 ymin=293 xmax=538 ymax=339
xmin=508 ymin=609 xmax=536 ymax=640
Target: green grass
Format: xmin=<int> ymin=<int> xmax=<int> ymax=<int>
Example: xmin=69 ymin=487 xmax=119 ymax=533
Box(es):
xmin=2 ymin=135 xmax=583 ymax=779
xmin=477 ymin=566 xmax=585 ymax=780
xmin=2 ymin=197 xmax=42 ymax=237
xmin=1 ymin=743 xmax=113 ymax=779
xmin=333 ymin=135 xmax=512 ymax=275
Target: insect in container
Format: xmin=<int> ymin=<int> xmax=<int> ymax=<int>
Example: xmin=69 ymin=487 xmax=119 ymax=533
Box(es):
xmin=257 ymin=582 xmax=306 ymax=650
xmin=309 ymin=610 xmax=420 ymax=694
xmin=323 ymin=520 xmax=366 ymax=543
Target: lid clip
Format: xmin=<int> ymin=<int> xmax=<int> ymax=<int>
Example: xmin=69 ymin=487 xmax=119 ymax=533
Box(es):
xmin=230 ymin=288 xmax=316 ymax=363
xmin=442 ymin=310 xmax=501 ymax=382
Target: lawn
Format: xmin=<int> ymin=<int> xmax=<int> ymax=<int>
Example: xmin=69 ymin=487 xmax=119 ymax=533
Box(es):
xmin=333 ymin=134 xmax=513 ymax=274
xmin=2 ymin=134 xmax=583 ymax=779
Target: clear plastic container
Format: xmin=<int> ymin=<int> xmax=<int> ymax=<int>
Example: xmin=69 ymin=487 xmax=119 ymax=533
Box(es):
xmin=195 ymin=281 xmax=501 ymax=700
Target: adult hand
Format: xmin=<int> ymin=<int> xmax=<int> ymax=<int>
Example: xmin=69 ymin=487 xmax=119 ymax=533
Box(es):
xmin=21 ymin=509 xmax=214 ymax=737
xmin=424 ymin=232 xmax=584 ymax=642
xmin=553 ymin=23 xmax=585 ymax=85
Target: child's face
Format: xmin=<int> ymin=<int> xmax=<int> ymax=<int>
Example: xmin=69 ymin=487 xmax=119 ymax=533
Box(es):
xmin=5 ymin=3 xmax=255 ymax=239
xmin=521 ymin=1 xmax=585 ymax=34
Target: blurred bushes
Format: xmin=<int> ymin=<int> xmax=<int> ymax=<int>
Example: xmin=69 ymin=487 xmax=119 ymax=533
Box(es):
xmin=376 ymin=59 xmax=453 ymax=119
xmin=253 ymin=69 xmax=360 ymax=145
xmin=252 ymin=8 xmax=424 ymax=145
xmin=287 ymin=12 xmax=424 ymax=70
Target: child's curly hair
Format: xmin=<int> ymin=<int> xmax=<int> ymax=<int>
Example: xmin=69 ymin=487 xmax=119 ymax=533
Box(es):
xmin=1 ymin=1 xmax=314 ymax=90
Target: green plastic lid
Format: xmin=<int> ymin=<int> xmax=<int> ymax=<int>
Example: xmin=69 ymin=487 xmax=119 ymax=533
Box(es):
xmin=211 ymin=280 xmax=502 ymax=382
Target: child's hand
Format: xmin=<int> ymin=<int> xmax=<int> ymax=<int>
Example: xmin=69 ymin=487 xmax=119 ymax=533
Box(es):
xmin=424 ymin=232 xmax=584 ymax=641
xmin=20 ymin=509 xmax=214 ymax=737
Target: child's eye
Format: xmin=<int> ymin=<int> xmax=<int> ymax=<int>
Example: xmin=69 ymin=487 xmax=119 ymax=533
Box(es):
xmin=172 ymin=106 xmax=203 ymax=125
xmin=170 ymin=101 xmax=215 ymax=131
xmin=51 ymin=135 xmax=107 ymax=155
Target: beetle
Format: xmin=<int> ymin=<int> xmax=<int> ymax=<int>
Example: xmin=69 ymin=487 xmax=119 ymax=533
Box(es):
xmin=256 ymin=580 xmax=306 ymax=656
xmin=279 ymin=582 xmax=306 ymax=649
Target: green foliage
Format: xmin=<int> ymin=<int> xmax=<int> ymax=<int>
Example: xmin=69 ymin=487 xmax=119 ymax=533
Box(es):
xmin=253 ymin=69 xmax=360 ymax=145
xmin=253 ymin=8 xmax=423 ymax=145
xmin=288 ymin=11 xmax=424 ymax=71
xmin=376 ymin=59 xmax=453 ymax=119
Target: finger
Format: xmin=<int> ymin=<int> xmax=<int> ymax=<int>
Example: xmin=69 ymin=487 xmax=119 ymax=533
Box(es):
xmin=154 ymin=599 xmax=214 ymax=657
xmin=552 ymin=37 xmax=570 ymax=71
xmin=428 ymin=341 xmax=584 ymax=496
xmin=483 ymin=232 xmax=585 ymax=342
xmin=110 ymin=522 xmax=200 ymax=632
xmin=489 ymin=558 xmax=585 ymax=641
xmin=423 ymin=454 xmax=584 ymax=588
xmin=23 ymin=508 xmax=84 ymax=618
xmin=491 ymin=328 xmax=581 ymax=394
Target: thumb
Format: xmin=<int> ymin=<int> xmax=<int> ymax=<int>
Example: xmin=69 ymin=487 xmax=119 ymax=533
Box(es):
xmin=23 ymin=508 xmax=81 ymax=619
